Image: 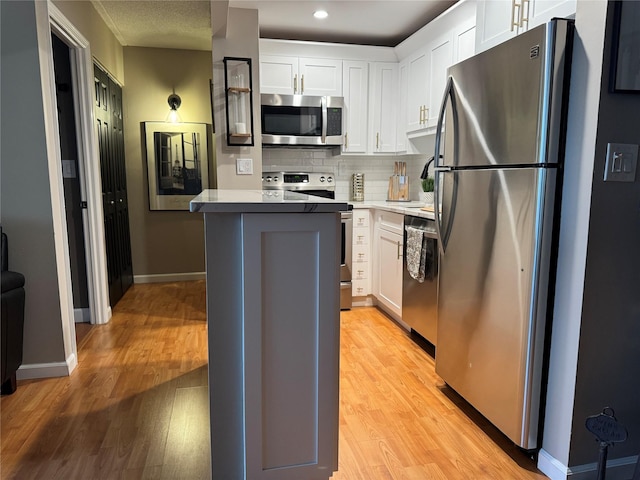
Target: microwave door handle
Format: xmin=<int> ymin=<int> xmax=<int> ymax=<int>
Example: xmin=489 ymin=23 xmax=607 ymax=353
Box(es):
xmin=321 ymin=96 xmax=327 ymax=144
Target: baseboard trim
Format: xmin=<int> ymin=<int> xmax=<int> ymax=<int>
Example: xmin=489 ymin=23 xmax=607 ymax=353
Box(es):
xmin=133 ymin=272 xmax=206 ymax=284
xmin=73 ymin=307 xmax=91 ymax=323
xmin=17 ymin=352 xmax=77 ymax=380
xmin=352 ymin=295 xmax=375 ymax=307
xmin=538 ymin=449 xmax=638 ymax=480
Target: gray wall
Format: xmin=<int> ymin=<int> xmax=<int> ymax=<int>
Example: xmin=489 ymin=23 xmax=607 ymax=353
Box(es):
xmin=0 ymin=0 xmax=66 ymax=364
xmin=569 ymin=1 xmax=640 ymax=466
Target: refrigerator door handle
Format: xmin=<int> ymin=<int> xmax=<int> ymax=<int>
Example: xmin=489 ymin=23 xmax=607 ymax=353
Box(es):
xmin=434 ymin=75 xmax=454 ymax=255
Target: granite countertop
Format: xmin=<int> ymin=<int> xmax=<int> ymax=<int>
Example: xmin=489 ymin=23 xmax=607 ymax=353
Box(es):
xmin=350 ymin=200 xmax=436 ymax=220
xmin=190 ymin=189 xmax=349 ymax=213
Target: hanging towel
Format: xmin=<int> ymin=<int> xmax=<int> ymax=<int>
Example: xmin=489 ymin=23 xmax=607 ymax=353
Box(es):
xmin=405 ymin=226 xmax=426 ymax=282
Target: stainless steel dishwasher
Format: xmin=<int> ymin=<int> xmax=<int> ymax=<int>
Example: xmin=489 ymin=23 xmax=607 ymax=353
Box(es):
xmin=402 ymin=215 xmax=438 ymax=346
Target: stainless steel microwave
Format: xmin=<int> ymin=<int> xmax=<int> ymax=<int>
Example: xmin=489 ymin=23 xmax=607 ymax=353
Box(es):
xmin=261 ymin=94 xmax=344 ymax=147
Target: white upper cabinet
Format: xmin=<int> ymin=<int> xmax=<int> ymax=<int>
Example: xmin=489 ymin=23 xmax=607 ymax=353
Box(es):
xmin=427 ymin=32 xmax=454 ymax=126
xmin=260 ymin=55 xmax=298 ymax=95
xmin=396 ymin=62 xmax=409 ymax=153
xmin=475 ymin=0 xmax=576 ymax=53
xmin=453 ymin=16 xmax=477 ymax=65
xmin=299 ymin=58 xmax=343 ymax=96
xmin=406 ymin=49 xmax=430 ymax=133
xmin=342 ymin=61 xmax=369 ymax=154
xmin=528 ymin=0 xmax=576 ymax=29
xmin=260 ymin=55 xmax=342 ymax=96
xmin=395 ymin=0 xmax=477 ymax=143
xmin=369 ymin=62 xmax=398 ymax=154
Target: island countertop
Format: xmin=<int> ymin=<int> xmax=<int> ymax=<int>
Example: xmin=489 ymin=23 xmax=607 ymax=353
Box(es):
xmin=190 ymin=189 xmax=349 ymax=213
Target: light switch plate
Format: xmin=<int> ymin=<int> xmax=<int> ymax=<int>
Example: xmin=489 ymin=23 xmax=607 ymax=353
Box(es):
xmin=236 ymin=158 xmax=253 ymax=175
xmin=604 ymin=143 xmax=638 ymax=182
xmin=62 ymin=159 xmax=77 ymax=178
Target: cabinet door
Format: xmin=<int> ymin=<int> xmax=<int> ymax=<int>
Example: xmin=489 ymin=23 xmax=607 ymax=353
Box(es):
xmin=527 ymin=0 xmax=576 ymax=29
xmin=94 ymin=63 xmax=133 ymax=307
xmin=342 ymin=61 xmax=368 ymax=154
xmin=260 ymin=55 xmax=298 ymax=94
xmin=453 ymin=19 xmax=477 ymax=64
xmin=376 ymin=227 xmax=403 ymax=317
xmin=396 ymin=61 xmax=408 ymax=153
xmin=299 ymin=58 xmax=342 ymax=96
xmin=406 ymin=50 xmax=429 ymax=133
xmin=235 ymin=213 xmax=339 ymax=479
xmin=475 ymin=0 xmax=521 ymax=53
xmin=369 ymin=62 xmax=397 ymax=153
xmin=427 ymin=33 xmax=453 ymax=126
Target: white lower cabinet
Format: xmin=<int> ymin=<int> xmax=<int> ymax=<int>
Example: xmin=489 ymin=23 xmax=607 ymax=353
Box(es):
xmin=352 ymin=209 xmax=371 ymax=297
xmin=373 ymin=211 xmax=404 ymax=319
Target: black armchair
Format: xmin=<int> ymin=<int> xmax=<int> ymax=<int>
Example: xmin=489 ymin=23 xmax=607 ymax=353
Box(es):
xmin=1 ymin=228 xmax=25 ymax=395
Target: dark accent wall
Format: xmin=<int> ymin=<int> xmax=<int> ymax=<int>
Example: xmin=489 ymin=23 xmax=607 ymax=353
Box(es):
xmin=569 ymin=1 xmax=640 ymax=466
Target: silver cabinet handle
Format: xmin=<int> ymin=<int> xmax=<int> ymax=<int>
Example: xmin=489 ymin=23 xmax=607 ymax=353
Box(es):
xmin=294 ymin=74 xmax=298 ymax=94
xmin=376 ymin=132 xmax=380 ymax=149
xmin=397 ymin=241 xmax=402 ymax=259
xmin=301 ymin=74 xmax=304 ymax=94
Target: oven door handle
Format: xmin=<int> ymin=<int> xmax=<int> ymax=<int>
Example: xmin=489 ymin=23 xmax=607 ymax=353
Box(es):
xmin=321 ymin=96 xmax=328 ymax=144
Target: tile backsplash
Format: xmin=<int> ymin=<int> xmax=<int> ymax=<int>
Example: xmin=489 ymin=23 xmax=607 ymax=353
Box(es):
xmin=262 ymin=148 xmax=431 ymax=201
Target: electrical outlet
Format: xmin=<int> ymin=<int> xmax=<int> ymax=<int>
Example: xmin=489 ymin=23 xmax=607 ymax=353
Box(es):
xmin=604 ymin=143 xmax=638 ymax=182
xmin=236 ymin=158 xmax=253 ymax=175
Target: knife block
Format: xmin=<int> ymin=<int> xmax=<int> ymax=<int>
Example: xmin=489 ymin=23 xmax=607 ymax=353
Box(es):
xmin=387 ymin=175 xmax=410 ymax=202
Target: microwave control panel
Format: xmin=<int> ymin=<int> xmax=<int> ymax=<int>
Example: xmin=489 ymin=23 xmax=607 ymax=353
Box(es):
xmin=327 ymin=108 xmax=342 ymax=136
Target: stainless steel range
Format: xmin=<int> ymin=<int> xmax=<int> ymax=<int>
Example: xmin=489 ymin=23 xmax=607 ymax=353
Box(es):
xmin=262 ymin=171 xmax=352 ymax=309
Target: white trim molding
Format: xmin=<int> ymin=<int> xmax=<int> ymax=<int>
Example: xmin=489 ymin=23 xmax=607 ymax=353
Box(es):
xmin=538 ymin=449 xmax=638 ymax=480
xmin=48 ymin=2 xmax=111 ymax=327
xmin=17 ymin=353 xmax=78 ymax=380
xmin=134 ymin=272 xmax=206 ymax=284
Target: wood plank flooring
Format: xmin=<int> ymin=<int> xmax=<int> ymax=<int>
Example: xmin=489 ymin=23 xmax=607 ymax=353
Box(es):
xmin=1 ymin=281 xmax=547 ymax=479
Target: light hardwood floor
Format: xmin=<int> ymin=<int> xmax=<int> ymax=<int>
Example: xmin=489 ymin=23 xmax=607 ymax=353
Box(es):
xmin=1 ymin=281 xmax=547 ymax=479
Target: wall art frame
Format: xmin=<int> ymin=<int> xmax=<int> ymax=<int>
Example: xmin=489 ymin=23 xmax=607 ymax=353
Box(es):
xmin=143 ymin=122 xmax=211 ymax=210
xmin=610 ymin=0 xmax=640 ymax=93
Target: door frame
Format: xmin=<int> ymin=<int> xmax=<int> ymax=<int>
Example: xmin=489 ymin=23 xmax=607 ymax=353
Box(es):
xmin=33 ymin=0 xmax=111 ymax=374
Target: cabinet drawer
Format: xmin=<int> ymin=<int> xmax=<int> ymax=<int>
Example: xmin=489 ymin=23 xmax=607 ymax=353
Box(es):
xmin=353 ymin=230 xmax=369 ymax=246
xmin=353 ymin=210 xmax=370 ymax=228
xmin=377 ymin=211 xmax=404 ymax=236
xmin=352 ymin=279 xmax=370 ymax=297
xmin=353 ymin=263 xmax=369 ymax=280
xmin=353 ymin=244 xmax=370 ymax=263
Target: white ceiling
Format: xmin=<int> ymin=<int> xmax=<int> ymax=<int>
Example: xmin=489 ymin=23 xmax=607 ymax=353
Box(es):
xmin=90 ymin=0 xmax=458 ymax=51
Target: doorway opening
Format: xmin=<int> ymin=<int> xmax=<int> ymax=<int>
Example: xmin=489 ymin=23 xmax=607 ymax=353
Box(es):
xmin=51 ymin=33 xmax=92 ymax=343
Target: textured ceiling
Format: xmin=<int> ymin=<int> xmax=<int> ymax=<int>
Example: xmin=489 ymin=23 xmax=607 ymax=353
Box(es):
xmin=91 ymin=0 xmax=458 ymax=51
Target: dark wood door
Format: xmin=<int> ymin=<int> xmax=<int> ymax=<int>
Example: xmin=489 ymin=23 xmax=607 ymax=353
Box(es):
xmin=94 ymin=63 xmax=133 ymax=306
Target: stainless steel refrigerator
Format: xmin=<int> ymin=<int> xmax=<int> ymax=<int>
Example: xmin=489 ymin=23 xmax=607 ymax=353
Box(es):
xmin=433 ymin=19 xmax=573 ymax=450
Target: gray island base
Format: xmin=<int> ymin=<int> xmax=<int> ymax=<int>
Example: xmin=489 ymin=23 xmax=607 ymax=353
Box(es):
xmin=191 ymin=190 xmax=348 ymax=479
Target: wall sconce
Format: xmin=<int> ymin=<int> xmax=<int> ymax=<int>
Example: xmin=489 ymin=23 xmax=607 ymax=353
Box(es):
xmin=167 ymin=92 xmax=182 ymax=123
xmin=223 ymin=57 xmax=254 ymax=146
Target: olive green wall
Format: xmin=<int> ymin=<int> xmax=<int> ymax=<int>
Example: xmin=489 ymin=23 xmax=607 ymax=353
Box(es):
xmin=122 ymin=47 xmax=213 ymax=279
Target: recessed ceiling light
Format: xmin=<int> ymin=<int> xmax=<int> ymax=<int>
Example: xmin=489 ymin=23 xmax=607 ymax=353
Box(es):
xmin=313 ymin=10 xmax=328 ymax=19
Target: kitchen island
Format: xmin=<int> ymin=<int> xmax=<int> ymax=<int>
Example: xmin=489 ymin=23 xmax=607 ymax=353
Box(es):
xmin=190 ymin=190 xmax=348 ymax=480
